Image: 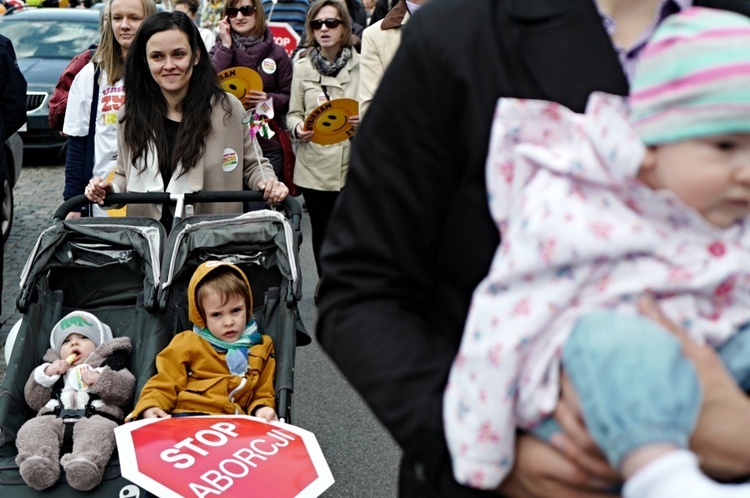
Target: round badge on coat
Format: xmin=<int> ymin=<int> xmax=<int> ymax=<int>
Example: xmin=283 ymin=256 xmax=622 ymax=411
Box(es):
xmin=72 ymin=364 xmax=94 ymax=390
xmin=261 ymin=58 xmax=277 ymax=74
xmin=222 ymin=148 xmax=239 ymax=172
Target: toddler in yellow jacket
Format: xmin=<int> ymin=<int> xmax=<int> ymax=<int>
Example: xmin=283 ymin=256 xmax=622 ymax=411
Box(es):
xmin=129 ymin=261 xmax=277 ymax=422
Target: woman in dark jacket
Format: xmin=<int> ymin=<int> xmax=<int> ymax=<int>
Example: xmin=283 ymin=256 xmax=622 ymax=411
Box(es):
xmin=209 ymin=0 xmax=293 ymax=182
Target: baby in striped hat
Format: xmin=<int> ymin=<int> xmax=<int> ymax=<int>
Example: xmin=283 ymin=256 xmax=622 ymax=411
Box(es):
xmin=444 ymin=6 xmax=750 ymax=498
xmin=630 ymin=6 xmax=750 ymax=230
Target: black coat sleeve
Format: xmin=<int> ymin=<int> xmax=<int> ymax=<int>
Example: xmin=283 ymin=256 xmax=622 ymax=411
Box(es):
xmin=316 ymin=1 xmax=500 ymax=495
xmin=0 ymin=35 xmax=28 ymax=140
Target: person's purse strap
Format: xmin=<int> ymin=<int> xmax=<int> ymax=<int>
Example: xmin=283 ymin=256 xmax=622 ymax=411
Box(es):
xmin=84 ymin=65 xmax=101 ymax=182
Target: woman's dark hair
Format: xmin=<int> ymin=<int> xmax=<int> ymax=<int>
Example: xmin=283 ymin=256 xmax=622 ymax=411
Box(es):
xmin=122 ymin=11 xmax=230 ymax=177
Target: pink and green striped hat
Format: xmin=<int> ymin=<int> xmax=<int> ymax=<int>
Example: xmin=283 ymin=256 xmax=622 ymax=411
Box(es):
xmin=630 ymin=7 xmax=750 ymax=145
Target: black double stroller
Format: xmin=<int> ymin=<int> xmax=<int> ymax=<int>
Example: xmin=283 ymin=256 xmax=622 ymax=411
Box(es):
xmin=0 ymin=192 xmax=308 ymax=496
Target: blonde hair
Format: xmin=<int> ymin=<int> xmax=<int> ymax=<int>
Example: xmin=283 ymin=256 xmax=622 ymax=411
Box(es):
xmin=303 ymin=0 xmax=353 ymax=49
xmin=94 ymin=0 xmax=158 ymax=85
xmin=222 ymin=0 xmax=266 ymax=39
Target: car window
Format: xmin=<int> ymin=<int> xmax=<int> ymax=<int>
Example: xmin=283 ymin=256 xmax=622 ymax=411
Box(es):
xmin=0 ymin=20 xmax=99 ymax=59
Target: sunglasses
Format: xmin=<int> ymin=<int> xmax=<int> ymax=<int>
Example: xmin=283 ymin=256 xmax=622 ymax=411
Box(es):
xmin=226 ymin=5 xmax=256 ymax=18
xmin=310 ymin=18 xmax=343 ymax=30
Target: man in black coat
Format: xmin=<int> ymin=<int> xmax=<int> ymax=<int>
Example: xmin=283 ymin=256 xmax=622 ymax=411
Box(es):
xmin=0 ymin=35 xmax=27 ymax=315
xmin=317 ymin=0 xmax=750 ymax=497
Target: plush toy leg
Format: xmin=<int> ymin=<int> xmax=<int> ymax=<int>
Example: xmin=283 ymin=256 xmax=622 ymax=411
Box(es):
xmin=15 ymin=416 xmax=64 ymax=490
xmin=60 ymin=415 xmax=118 ymax=491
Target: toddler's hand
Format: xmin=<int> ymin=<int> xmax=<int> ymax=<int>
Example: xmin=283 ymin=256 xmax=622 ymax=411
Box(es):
xmin=254 ymin=406 xmax=278 ymax=422
xmin=143 ymin=407 xmax=171 ymax=419
xmin=81 ymin=369 xmax=100 ymax=387
xmin=45 ymin=359 xmax=70 ymax=376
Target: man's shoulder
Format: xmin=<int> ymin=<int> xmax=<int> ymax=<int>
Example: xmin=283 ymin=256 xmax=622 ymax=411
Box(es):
xmin=0 ymin=34 xmax=16 ymax=59
xmin=363 ymin=19 xmax=384 ymax=36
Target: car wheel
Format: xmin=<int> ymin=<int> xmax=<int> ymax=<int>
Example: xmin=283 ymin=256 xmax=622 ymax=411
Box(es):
xmin=2 ymin=178 xmax=12 ymax=244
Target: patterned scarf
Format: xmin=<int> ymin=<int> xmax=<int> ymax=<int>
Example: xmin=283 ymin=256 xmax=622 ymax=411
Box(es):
xmin=232 ymin=32 xmax=263 ymax=50
xmin=193 ymin=319 xmax=262 ymax=375
xmin=311 ymin=46 xmax=352 ymax=77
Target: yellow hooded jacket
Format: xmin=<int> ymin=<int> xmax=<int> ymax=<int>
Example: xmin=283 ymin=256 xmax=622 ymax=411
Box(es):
xmin=131 ymin=262 xmax=275 ymax=418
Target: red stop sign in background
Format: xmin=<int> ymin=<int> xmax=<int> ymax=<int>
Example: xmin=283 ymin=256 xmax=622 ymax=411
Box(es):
xmin=269 ymin=22 xmax=301 ymax=58
xmin=116 ymin=416 xmax=334 ymax=498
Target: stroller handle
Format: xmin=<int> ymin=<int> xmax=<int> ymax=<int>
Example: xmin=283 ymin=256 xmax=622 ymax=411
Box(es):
xmin=53 ymin=192 xmax=302 ymax=234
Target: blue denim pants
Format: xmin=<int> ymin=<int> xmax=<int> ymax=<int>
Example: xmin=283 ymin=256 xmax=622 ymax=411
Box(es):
xmin=533 ymin=311 xmax=750 ymax=468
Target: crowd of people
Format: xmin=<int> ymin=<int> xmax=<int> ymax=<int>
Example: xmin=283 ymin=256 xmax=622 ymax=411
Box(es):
xmin=66 ymin=0 xmax=395 ymax=266
xmin=5 ymin=0 xmax=750 ymax=496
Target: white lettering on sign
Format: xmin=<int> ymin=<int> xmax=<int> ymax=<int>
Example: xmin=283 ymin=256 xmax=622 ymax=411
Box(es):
xmin=160 ymin=422 xmax=242 ymax=469
xmin=273 ymin=36 xmax=292 ymax=47
xmin=155 ymin=424 xmax=299 ymax=497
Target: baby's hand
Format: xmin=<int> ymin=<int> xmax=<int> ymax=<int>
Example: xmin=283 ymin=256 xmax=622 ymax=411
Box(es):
xmin=143 ymin=407 xmax=171 ymax=419
xmin=81 ymin=369 xmax=100 ymax=387
xmin=254 ymin=406 xmax=278 ymax=422
xmin=45 ymin=359 xmax=70 ymax=376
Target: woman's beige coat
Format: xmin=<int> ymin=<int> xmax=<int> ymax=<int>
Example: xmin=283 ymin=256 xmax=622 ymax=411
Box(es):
xmin=111 ymin=94 xmax=276 ymax=218
xmin=287 ymin=51 xmax=360 ymax=192
xmin=360 ymin=2 xmax=410 ymax=118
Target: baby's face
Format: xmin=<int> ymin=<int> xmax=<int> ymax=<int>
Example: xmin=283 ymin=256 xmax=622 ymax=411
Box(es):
xmin=202 ymin=292 xmax=247 ymax=343
xmin=639 ymin=133 xmax=750 ymax=228
xmin=60 ymin=333 xmax=96 ymax=366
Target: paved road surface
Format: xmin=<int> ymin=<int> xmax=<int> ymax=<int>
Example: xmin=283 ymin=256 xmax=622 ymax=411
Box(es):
xmin=0 ymin=159 xmax=401 ymax=497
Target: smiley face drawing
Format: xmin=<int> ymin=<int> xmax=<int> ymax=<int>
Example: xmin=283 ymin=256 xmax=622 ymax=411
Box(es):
xmin=307 ymin=98 xmax=359 ymax=145
xmin=217 ymin=67 xmax=263 ymax=110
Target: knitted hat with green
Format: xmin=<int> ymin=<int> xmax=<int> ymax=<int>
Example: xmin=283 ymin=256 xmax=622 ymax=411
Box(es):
xmin=630 ymin=7 xmax=750 ymax=145
xmin=50 ymin=311 xmax=113 ymax=352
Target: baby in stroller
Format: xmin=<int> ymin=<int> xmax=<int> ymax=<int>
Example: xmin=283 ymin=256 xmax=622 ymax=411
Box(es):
xmin=129 ymin=261 xmax=278 ymax=422
xmin=15 ymin=311 xmax=135 ymax=492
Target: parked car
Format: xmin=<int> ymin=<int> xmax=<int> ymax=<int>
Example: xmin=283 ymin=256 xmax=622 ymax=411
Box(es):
xmin=2 ymin=132 xmax=23 ymax=243
xmin=0 ymin=8 xmax=100 ymax=154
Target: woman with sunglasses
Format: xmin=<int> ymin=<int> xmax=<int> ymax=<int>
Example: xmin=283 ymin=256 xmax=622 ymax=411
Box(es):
xmin=210 ymin=0 xmax=293 ymax=184
xmin=84 ymin=11 xmax=288 ymax=230
xmin=287 ymin=0 xmax=359 ymax=283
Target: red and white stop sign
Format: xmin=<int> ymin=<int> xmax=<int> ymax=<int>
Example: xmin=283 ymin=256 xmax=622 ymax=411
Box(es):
xmin=115 ymin=416 xmax=334 ymax=498
xmin=269 ymin=21 xmax=301 ymax=57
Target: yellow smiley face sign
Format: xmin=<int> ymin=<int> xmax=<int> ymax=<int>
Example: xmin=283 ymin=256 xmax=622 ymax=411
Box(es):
xmin=217 ymin=67 xmax=264 ymax=109
xmin=304 ymin=98 xmax=359 ymax=145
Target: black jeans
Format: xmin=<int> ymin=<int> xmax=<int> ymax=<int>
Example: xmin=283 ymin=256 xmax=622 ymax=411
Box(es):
xmin=299 ymin=187 xmax=340 ymax=277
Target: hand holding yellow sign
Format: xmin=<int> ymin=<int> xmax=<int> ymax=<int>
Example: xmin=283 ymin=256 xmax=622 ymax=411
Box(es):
xmin=217 ymin=67 xmax=264 ymax=110
xmin=304 ymin=98 xmax=359 ymax=145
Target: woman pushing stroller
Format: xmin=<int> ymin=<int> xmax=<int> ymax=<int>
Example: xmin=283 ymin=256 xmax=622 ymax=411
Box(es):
xmin=84 ymin=11 xmax=289 ymax=230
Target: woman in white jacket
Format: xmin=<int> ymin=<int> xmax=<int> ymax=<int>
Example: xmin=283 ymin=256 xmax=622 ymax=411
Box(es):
xmin=287 ymin=0 xmax=360 ymax=278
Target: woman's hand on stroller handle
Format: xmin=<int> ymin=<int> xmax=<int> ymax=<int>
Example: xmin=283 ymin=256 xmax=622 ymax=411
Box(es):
xmin=85 ymin=176 xmax=113 ymax=205
xmin=258 ymin=179 xmax=289 ymax=206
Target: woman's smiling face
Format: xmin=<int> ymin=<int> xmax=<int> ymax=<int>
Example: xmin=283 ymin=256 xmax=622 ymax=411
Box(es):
xmin=146 ymin=28 xmax=196 ymax=99
xmin=110 ymin=0 xmax=146 ymax=53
